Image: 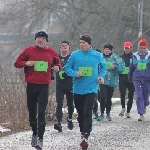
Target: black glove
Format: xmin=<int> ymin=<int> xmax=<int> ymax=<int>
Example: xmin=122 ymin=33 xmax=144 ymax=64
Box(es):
xmin=62 ymin=72 xmax=68 ymax=78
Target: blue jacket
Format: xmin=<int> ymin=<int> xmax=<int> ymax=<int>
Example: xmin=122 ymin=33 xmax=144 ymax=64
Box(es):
xmin=128 ymin=50 xmax=150 ymax=81
xmin=64 ymin=47 xmax=106 ymax=94
xmin=103 ymin=53 xmax=125 ymax=88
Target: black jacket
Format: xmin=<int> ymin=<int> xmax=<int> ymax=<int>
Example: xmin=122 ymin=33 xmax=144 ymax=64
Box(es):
xmin=56 ymin=54 xmax=73 ymax=88
xmin=119 ymin=52 xmax=133 ymax=82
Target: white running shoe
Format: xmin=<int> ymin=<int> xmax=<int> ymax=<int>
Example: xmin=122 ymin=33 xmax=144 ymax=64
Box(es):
xmin=119 ymin=108 xmax=126 ymax=117
xmin=125 ymin=113 xmax=131 ymax=118
xmin=138 ymin=115 xmax=144 ymax=121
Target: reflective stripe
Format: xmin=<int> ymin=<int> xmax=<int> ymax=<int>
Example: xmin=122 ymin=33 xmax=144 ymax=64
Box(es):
xmin=131 ymin=51 xmax=150 ymax=64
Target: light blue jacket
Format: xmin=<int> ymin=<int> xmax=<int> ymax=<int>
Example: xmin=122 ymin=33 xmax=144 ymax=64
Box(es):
xmin=64 ymin=47 xmax=106 ymax=94
xmin=103 ymin=53 xmax=125 ymax=88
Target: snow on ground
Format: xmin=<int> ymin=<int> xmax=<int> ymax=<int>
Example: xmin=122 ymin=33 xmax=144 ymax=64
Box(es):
xmin=1 ymin=101 xmax=150 ymax=150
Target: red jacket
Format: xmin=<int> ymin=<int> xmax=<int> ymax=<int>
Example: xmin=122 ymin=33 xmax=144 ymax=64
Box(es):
xmin=14 ymin=45 xmax=60 ymax=84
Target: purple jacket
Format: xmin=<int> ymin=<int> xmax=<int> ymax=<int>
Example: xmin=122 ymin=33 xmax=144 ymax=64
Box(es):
xmin=128 ymin=50 xmax=150 ymax=81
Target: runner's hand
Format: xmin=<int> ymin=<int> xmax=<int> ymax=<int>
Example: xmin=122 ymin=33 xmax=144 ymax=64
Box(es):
xmin=25 ymin=61 xmax=35 ymax=66
xmin=76 ymin=71 xmax=82 ymax=77
xmin=52 ymin=66 xmax=59 ymax=72
xmin=98 ymin=77 xmax=104 ymax=84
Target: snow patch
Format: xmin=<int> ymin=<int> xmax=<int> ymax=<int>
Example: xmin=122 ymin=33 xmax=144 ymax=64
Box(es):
xmin=0 ymin=126 xmax=11 ymax=132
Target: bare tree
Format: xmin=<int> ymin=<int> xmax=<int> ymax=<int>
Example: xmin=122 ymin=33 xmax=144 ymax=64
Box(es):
xmin=0 ymin=0 xmax=150 ymax=68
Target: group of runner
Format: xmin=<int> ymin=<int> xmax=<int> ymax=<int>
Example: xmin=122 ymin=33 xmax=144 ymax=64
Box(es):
xmin=14 ymin=30 xmax=150 ymax=150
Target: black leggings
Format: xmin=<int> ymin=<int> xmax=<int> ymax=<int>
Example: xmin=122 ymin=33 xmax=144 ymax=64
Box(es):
xmin=119 ymin=81 xmax=135 ymax=113
xmin=100 ymin=85 xmax=114 ymax=114
xmin=74 ymin=93 xmax=96 ymax=138
xmin=56 ymin=84 xmax=74 ymax=123
xmin=26 ymin=83 xmax=49 ymax=138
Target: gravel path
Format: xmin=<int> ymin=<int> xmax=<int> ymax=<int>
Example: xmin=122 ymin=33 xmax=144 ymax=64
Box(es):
xmin=0 ymin=101 xmax=150 ymax=150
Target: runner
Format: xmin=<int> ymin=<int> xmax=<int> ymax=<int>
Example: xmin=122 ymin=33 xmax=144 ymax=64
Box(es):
xmin=64 ymin=34 xmax=106 ymax=150
xmin=54 ymin=40 xmax=74 ymax=132
xmin=97 ymin=44 xmax=125 ymax=121
xmin=14 ymin=30 xmax=60 ymax=150
xmin=128 ymin=39 xmax=150 ymax=121
xmin=119 ymin=41 xmax=135 ymax=118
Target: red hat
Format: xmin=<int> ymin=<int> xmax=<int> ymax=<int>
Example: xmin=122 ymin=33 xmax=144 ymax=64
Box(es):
xmin=138 ymin=39 xmax=148 ymax=47
xmin=124 ymin=41 xmax=132 ymax=48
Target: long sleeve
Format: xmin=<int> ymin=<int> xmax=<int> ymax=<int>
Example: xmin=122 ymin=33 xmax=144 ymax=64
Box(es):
xmin=128 ymin=58 xmax=134 ymax=81
xmin=114 ymin=55 xmax=125 ymax=74
xmin=99 ymin=54 xmax=106 ymax=78
xmin=14 ymin=48 xmax=28 ymax=68
xmin=51 ymin=50 xmax=61 ymax=68
xmin=64 ymin=54 xmax=77 ymax=78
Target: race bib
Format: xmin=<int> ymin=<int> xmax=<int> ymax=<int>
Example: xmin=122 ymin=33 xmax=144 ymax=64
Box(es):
xmin=137 ymin=63 xmax=146 ymax=70
xmin=79 ymin=67 xmax=92 ymax=76
xmin=34 ymin=61 xmax=48 ymax=72
xmin=59 ymin=71 xmax=65 ymax=79
xmin=122 ymin=67 xmax=129 ymax=74
xmin=106 ymin=62 xmax=113 ymax=69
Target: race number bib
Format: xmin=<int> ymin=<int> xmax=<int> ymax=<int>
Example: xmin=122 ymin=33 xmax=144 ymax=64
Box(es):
xmin=34 ymin=61 xmax=48 ymax=72
xmin=79 ymin=67 xmax=92 ymax=76
xmin=122 ymin=67 xmax=129 ymax=74
xmin=137 ymin=63 xmax=146 ymax=70
xmin=106 ymin=62 xmax=112 ymax=69
xmin=59 ymin=71 xmax=65 ymax=79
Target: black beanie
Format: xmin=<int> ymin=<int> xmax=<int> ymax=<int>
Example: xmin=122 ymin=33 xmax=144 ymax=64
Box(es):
xmin=35 ymin=31 xmax=48 ymax=42
xmin=104 ymin=44 xmax=113 ymax=51
xmin=61 ymin=40 xmax=69 ymax=45
xmin=80 ymin=35 xmax=92 ymax=45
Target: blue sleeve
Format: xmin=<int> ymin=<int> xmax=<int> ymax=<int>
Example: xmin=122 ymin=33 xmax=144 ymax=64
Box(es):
xmin=114 ymin=55 xmax=125 ymax=74
xmin=64 ymin=53 xmax=77 ymax=78
xmin=99 ymin=54 xmax=106 ymax=78
xmin=128 ymin=58 xmax=134 ymax=81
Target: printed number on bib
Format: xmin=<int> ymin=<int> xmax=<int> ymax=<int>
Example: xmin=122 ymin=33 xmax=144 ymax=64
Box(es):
xmin=106 ymin=62 xmax=112 ymax=69
xmin=34 ymin=61 xmax=48 ymax=72
xmin=137 ymin=63 xmax=146 ymax=70
xmin=79 ymin=67 xmax=92 ymax=76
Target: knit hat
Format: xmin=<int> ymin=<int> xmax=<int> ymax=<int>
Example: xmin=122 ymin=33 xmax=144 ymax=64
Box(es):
xmin=104 ymin=44 xmax=113 ymax=51
xmin=80 ymin=34 xmax=92 ymax=45
xmin=35 ymin=30 xmax=48 ymax=42
xmin=61 ymin=40 xmax=69 ymax=45
xmin=138 ymin=39 xmax=148 ymax=47
xmin=124 ymin=41 xmax=132 ymax=48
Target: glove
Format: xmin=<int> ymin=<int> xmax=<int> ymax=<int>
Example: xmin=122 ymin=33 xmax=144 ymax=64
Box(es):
xmin=62 ymin=72 xmax=68 ymax=78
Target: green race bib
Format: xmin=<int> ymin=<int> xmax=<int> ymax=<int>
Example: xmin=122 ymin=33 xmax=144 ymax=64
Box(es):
xmin=122 ymin=67 xmax=129 ymax=74
xmin=59 ymin=71 xmax=65 ymax=79
xmin=34 ymin=61 xmax=48 ymax=72
xmin=79 ymin=67 xmax=92 ymax=76
xmin=106 ymin=62 xmax=112 ymax=69
xmin=137 ymin=63 xmax=146 ymax=70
